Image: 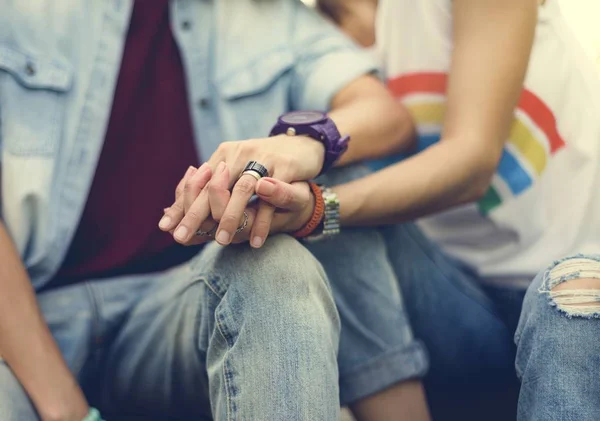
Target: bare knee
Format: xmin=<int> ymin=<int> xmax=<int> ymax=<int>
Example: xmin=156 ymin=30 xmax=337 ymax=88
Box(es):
xmin=546 ymin=257 xmax=600 ymax=316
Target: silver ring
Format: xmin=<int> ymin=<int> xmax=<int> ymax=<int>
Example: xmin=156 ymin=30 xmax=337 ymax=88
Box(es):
xmin=236 ymin=212 xmax=249 ymax=233
xmin=241 ymin=170 xmax=262 ymax=181
xmin=196 ymin=225 xmax=217 ymax=237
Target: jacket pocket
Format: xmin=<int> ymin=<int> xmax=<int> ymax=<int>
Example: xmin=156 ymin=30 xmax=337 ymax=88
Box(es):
xmin=0 ymin=45 xmax=72 ymax=156
xmin=215 ymin=48 xmax=294 ymax=139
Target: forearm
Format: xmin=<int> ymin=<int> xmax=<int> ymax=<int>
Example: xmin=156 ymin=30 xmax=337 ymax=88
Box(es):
xmin=331 ymin=0 xmax=537 ymax=227
xmin=329 ymin=76 xmax=416 ymax=166
xmin=333 ymin=139 xmax=494 ymax=226
xmin=0 ymin=223 xmax=88 ymax=421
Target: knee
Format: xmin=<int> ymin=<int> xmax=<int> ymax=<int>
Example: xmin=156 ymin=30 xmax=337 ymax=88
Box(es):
xmin=207 ymin=235 xmax=340 ymax=345
xmin=515 ymin=256 xmax=600 ymax=383
xmin=209 ymin=234 xmax=336 ymax=314
xmin=239 ymin=234 xmax=329 ymax=291
xmin=544 ymin=255 xmax=600 ymax=318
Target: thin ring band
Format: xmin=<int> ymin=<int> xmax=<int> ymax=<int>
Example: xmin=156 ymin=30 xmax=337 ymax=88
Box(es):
xmin=195 ymin=211 xmax=248 ymax=236
xmin=236 ymin=211 xmax=249 ymax=233
xmin=196 ymin=225 xmax=217 ymax=237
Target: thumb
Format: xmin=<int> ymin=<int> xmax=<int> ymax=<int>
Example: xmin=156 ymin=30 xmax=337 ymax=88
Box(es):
xmin=256 ymin=178 xmax=309 ymax=211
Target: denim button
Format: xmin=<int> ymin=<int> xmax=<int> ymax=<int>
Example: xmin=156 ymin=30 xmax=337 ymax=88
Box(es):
xmin=198 ymin=97 xmax=210 ymax=108
xmin=25 ymin=62 xmax=36 ymax=76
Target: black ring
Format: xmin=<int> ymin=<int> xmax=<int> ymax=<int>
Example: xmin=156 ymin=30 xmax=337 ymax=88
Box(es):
xmin=242 ymin=161 xmax=269 ymax=179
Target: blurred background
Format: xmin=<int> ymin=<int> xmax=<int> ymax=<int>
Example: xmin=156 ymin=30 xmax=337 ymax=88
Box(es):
xmin=560 ymin=0 xmax=600 ymax=67
xmin=301 ymin=0 xmax=600 ymax=69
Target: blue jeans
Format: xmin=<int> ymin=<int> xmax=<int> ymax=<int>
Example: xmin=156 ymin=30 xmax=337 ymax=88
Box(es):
xmin=383 ymin=223 xmax=600 ymax=421
xmin=0 ymin=236 xmax=340 ymax=420
xmin=0 ymin=224 xmax=427 ymax=420
xmin=312 ymin=166 xmax=428 ymax=405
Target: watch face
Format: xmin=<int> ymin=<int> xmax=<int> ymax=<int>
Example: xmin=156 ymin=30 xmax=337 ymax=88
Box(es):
xmin=280 ymin=111 xmax=327 ymax=126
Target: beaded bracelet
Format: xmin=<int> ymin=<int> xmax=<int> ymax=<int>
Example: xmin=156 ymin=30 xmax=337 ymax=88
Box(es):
xmin=292 ymin=183 xmax=325 ymax=239
xmin=82 ymin=408 xmax=104 ymax=421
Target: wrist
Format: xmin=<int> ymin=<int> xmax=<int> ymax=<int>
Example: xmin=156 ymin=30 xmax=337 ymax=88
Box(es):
xmin=36 ymin=384 xmax=89 ymax=421
xmin=270 ymin=111 xmax=348 ymax=177
xmin=294 ymin=184 xmax=341 ymax=241
xmin=303 ymin=136 xmax=326 ymax=172
xmin=40 ymin=405 xmax=89 ymax=421
xmin=292 ymin=183 xmax=324 ymax=238
xmin=332 ymin=182 xmax=365 ymax=227
xmin=273 ymin=133 xmax=326 ymax=177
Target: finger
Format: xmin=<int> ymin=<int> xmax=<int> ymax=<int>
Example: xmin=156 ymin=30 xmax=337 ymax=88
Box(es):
xmin=208 ymin=163 xmax=231 ymax=221
xmin=230 ymin=207 xmax=257 ymax=244
xmin=215 ymin=173 xmax=257 ymax=245
xmin=183 ymin=163 xmax=211 ymax=212
xmin=159 ymin=165 xmax=196 ymax=231
xmin=249 ymin=201 xmax=275 ymax=248
xmin=194 ymin=218 xmax=218 ymax=240
xmin=175 ymin=165 xmax=196 ymax=201
xmin=255 ymin=178 xmax=310 ymax=211
xmin=173 ymin=189 xmax=212 ymax=244
xmin=178 ymin=219 xmax=217 ymax=246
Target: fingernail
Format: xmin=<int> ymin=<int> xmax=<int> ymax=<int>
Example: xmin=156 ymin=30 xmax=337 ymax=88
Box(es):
xmin=216 ymin=230 xmax=230 ymax=244
xmin=258 ymin=178 xmax=276 ymax=195
xmin=191 ymin=164 xmax=209 ymax=181
xmin=251 ymin=236 xmax=264 ymax=248
xmin=216 ymin=161 xmax=226 ymax=173
xmin=163 ymin=207 xmax=170 ymax=213
xmin=197 ymin=162 xmax=209 ymax=174
xmin=185 ymin=166 xmax=195 ymax=177
xmin=174 ymin=225 xmax=189 ymax=241
xmin=159 ymin=215 xmax=171 ymax=229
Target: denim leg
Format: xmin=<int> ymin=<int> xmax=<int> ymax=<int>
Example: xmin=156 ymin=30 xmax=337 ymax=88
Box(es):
xmin=515 ymin=255 xmax=600 ymax=421
xmin=306 ymin=227 xmax=428 ymax=405
xmin=0 ymin=365 xmax=38 ymax=420
xmin=382 ymin=224 xmax=519 ymax=420
xmin=0 ymin=284 xmax=97 ymax=421
xmin=99 ymin=235 xmax=340 ymax=421
xmin=313 ymin=165 xmax=428 ymax=405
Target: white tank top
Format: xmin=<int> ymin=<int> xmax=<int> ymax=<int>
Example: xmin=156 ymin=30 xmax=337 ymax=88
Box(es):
xmin=376 ymin=0 xmax=600 ymax=284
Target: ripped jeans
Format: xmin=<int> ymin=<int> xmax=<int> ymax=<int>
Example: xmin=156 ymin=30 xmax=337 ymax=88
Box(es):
xmin=383 ymin=224 xmax=600 ymax=421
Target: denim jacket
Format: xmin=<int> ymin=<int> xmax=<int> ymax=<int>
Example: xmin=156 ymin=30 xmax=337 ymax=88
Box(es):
xmin=0 ymin=0 xmax=376 ymax=289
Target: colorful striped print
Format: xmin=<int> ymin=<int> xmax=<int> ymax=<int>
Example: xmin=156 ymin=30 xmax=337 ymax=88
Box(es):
xmin=385 ymin=72 xmax=566 ymax=214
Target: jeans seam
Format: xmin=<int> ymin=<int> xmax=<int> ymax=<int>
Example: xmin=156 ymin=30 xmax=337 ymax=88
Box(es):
xmin=72 ymin=282 xmax=100 ymax=377
xmin=215 ymin=306 xmax=236 ymax=421
xmin=203 ymin=277 xmax=225 ymax=300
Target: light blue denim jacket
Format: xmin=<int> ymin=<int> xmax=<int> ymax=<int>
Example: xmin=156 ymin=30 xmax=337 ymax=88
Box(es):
xmin=0 ymin=0 xmax=376 ymax=290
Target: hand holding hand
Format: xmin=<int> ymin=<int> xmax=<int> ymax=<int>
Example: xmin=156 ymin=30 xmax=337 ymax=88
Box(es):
xmin=159 ymin=135 xmax=324 ymax=247
xmin=159 ymin=163 xmax=316 ymax=247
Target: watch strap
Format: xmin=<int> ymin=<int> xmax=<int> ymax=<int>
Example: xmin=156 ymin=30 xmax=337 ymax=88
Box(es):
xmin=269 ymin=113 xmax=349 ymax=176
xmin=304 ymin=186 xmax=340 ymax=242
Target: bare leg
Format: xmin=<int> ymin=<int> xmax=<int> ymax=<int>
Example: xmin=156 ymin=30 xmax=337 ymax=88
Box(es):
xmin=350 ymin=381 xmax=431 ymax=421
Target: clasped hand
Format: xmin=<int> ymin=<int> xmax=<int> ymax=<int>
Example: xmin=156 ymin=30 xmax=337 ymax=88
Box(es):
xmin=158 ymin=136 xmax=323 ymax=248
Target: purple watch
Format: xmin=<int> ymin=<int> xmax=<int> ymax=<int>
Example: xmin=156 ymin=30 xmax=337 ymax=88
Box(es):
xmin=269 ymin=111 xmax=350 ymax=175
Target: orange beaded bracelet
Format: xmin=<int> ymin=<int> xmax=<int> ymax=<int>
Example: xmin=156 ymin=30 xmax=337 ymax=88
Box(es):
xmin=292 ymin=183 xmax=325 ymax=239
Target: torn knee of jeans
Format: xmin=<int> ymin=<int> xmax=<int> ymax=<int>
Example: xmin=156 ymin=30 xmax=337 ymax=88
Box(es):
xmin=544 ymin=257 xmax=600 ymax=317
